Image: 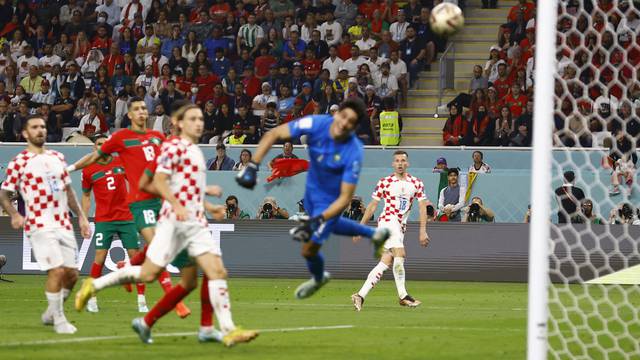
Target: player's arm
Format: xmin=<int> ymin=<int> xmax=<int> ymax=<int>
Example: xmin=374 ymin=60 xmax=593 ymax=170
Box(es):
xmin=152 ymin=172 xmax=188 ymax=221
xmin=418 ymin=199 xmax=429 ymax=247
xmin=66 ymin=150 xmax=103 ymax=172
xmin=66 ymin=185 xmax=91 ymax=238
xmin=138 ymin=167 xmax=160 ymax=196
xmin=360 ymin=199 xmax=379 ymax=225
xmin=204 ymin=201 xmax=225 ymax=220
xmin=322 ymin=181 xmax=357 ymax=220
xmin=81 ymin=191 xmax=92 ymax=218
xmin=0 ymin=190 xmax=23 ymax=229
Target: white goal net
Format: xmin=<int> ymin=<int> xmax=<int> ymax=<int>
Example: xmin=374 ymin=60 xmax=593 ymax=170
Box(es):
xmin=531 ymin=0 xmax=640 ymax=359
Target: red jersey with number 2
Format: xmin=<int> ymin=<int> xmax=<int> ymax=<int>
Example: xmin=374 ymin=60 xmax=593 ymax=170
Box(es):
xmin=82 ymin=156 xmax=133 ymax=222
xmin=98 ymin=128 xmax=166 ymax=204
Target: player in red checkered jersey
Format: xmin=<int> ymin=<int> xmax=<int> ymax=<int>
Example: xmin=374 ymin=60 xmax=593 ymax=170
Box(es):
xmin=67 ymin=97 xmax=190 ymax=318
xmin=75 ymin=104 xmax=259 ymax=346
xmin=81 ymin=134 xmax=149 ymax=314
xmin=0 ymin=116 xmax=91 ymax=334
xmin=352 ymin=150 xmax=430 ymax=311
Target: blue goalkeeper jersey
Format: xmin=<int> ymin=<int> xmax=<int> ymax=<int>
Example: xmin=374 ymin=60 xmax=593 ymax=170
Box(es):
xmin=288 ymin=115 xmax=363 ymax=208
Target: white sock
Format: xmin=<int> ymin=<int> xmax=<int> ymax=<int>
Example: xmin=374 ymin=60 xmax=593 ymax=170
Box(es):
xmin=93 ymin=266 xmax=141 ymax=291
xmin=62 ymin=288 xmax=71 ymax=302
xmin=137 ymin=294 xmax=146 ymax=303
xmin=357 ymin=262 xmax=389 ymax=298
xmin=393 ymin=257 xmax=408 ymax=299
xmin=208 ymin=279 xmax=235 ymax=334
xmin=45 ymin=291 xmax=66 ymax=325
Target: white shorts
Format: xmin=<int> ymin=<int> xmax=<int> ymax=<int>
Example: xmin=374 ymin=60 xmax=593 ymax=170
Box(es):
xmin=29 ymin=230 xmax=78 ymax=271
xmin=146 ymin=220 xmax=221 ymax=268
xmin=380 ymin=221 xmax=405 ymax=250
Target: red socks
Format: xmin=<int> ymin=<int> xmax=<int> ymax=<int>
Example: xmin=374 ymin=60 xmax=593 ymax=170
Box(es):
xmin=200 ymin=276 xmax=214 ymax=327
xmin=143 ymin=285 xmax=190 ymax=327
xmin=129 ymin=245 xmax=148 ymax=266
xmin=158 ymin=271 xmax=173 ymax=293
xmin=136 ymin=283 xmax=146 ymax=295
xmin=90 ymin=262 xmax=103 ymax=278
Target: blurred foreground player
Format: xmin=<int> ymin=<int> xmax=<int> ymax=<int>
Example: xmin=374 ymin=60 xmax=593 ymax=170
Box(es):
xmin=0 ymin=116 xmax=91 ymax=333
xmin=236 ymin=98 xmax=391 ymax=299
xmin=76 ymin=105 xmax=258 ymax=346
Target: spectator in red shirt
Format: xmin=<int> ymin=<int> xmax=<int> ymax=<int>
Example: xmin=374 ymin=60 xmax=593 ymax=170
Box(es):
xmin=469 ymin=104 xmax=493 ymax=146
xmin=502 ymin=83 xmax=528 ymax=118
xmin=301 ymin=48 xmax=321 ymax=80
xmin=443 ymin=103 xmax=468 ymax=146
xmin=211 ymin=82 xmax=229 ymax=108
xmin=102 ymin=43 xmax=124 ymax=77
xmin=254 ymin=45 xmax=277 ymax=80
xmin=379 ymin=0 xmax=399 ymax=23
xmin=209 ymin=0 xmax=231 ymax=24
xmin=337 ymin=33 xmax=353 ymax=60
xmin=91 ymin=25 xmax=112 ymax=55
xmin=358 ymin=0 xmax=379 ymax=20
xmin=242 ymin=66 xmax=261 ymax=98
xmin=492 ymin=61 xmax=512 ymax=100
xmin=507 ymin=0 xmax=535 ymax=24
xmin=195 ymin=64 xmax=220 ymax=105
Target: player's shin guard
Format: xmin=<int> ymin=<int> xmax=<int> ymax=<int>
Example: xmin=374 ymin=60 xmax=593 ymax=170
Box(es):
xmin=129 ymin=245 xmax=148 ymax=266
xmin=358 ymin=262 xmax=389 ymax=298
xmin=157 ymin=271 xmax=173 ymax=293
xmin=143 ymin=284 xmax=190 ymax=328
xmin=90 ymin=262 xmax=103 ymax=278
xmin=93 ymin=266 xmax=142 ymax=291
xmin=305 ymin=252 xmax=325 ymax=283
xmin=333 ymin=217 xmax=375 ymax=238
xmin=200 ymin=276 xmax=214 ymax=327
xmin=208 ymin=279 xmax=235 ymax=333
xmin=392 ymin=257 xmax=408 ymax=299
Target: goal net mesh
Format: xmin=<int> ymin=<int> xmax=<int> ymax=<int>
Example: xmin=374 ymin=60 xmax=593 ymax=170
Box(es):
xmin=548 ymin=1 xmax=640 ymax=358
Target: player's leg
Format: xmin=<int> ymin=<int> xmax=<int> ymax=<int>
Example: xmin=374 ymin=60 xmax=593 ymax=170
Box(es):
xmin=392 ymin=247 xmax=420 ymax=307
xmin=352 ymin=251 xmax=393 ymax=311
xmin=87 ymin=249 xmax=107 ymax=312
xmin=197 ymin=274 xmax=222 ymax=343
xmin=120 ymin=222 xmax=148 ymax=312
xmin=294 ymin=229 xmax=332 ymax=299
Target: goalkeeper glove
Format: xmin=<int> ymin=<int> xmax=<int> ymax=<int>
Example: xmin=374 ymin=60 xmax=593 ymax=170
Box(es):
xmin=290 ymin=215 xmax=325 ymax=243
xmin=235 ymin=161 xmax=259 ymax=189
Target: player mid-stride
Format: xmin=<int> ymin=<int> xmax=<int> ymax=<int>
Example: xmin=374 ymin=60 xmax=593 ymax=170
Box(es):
xmin=351 ymin=151 xmax=430 ymax=311
xmin=0 ymin=116 xmax=91 ymax=334
xmin=236 ymin=98 xmax=391 ymax=299
xmin=81 ymin=134 xmax=148 ymax=313
xmin=67 ymin=97 xmax=190 ymax=318
xmin=75 ymin=104 xmax=258 ymax=347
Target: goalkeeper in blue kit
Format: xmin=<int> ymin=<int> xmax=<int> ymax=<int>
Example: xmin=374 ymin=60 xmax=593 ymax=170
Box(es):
xmin=236 ymin=98 xmax=390 ymax=299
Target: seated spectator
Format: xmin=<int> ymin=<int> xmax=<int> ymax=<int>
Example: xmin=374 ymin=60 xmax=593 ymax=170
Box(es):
xmin=343 ymin=45 xmax=366 ymax=77
xmin=322 ymin=45 xmax=344 ymax=80
xmin=282 ymin=26 xmax=306 ymax=63
xmin=232 ymin=149 xmax=253 ymax=171
xmin=319 ymin=11 xmax=342 ymax=47
xmin=494 ymin=106 xmax=514 ymax=146
xmin=301 ymin=49 xmax=322 ymax=80
xmin=148 ymin=103 xmax=170 ymax=136
xmin=307 ymin=30 xmax=330 ymax=62
xmin=225 ymin=195 xmax=251 ymax=220
xmin=462 ymin=197 xmax=495 ymax=223
xmin=312 ymin=69 xmax=333 ymax=98
xmin=261 ymin=101 xmax=281 ymax=133
xmin=355 ymin=27 xmax=376 ymax=52
xmin=492 ymin=61 xmax=512 ymax=100
xmin=234 ymin=104 xmax=261 ymax=144
xmin=226 ymin=123 xmax=248 ymax=145
xmin=554 ymin=170 xmax=586 ymax=224
xmin=278 ymin=85 xmax=296 ymax=118
xmin=257 ymin=196 xmax=289 ymax=219
xmin=52 ymin=84 xmax=77 ymax=128
xmin=29 ymin=80 xmax=55 ymax=112
xmin=503 ymin=83 xmax=528 ymax=118
xmin=269 ymin=141 xmax=299 ymax=169
xmin=609 ymin=203 xmax=639 ymax=225
xmin=433 ymin=157 xmax=448 ymax=173
xmin=20 ymin=65 xmax=43 ymax=96
xmin=442 ymin=103 xmax=467 ymax=146
xmin=0 ymin=99 xmax=14 ymax=142
xmin=207 ymin=143 xmax=236 ymax=170
xmin=253 ymin=82 xmax=278 ymax=117
xmin=468 ymin=151 xmax=492 ymax=174
xmin=571 ymin=199 xmax=604 ymax=224
xmin=78 ymin=102 xmax=105 ymax=137
xmin=469 ymin=104 xmax=493 ymax=146
xmin=437 ymin=168 xmax=466 ymax=222
xmin=389 ymin=10 xmax=409 ymax=43
xmin=335 ymin=0 xmax=358 ymax=30
xmin=510 ymin=100 xmax=533 ymax=146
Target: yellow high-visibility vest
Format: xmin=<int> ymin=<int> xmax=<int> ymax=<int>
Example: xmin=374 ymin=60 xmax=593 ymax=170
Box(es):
xmin=228 ymin=135 xmax=246 ymax=144
xmin=379 ymin=111 xmax=400 ymax=146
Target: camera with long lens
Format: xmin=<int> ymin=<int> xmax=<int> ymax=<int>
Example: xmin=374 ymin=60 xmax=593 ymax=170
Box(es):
xmin=468 ymin=203 xmax=481 ymax=222
xmin=619 ymin=204 xmax=633 ymax=220
xmin=349 ymin=199 xmax=362 ymax=220
xmin=226 ymin=203 xmax=236 ymax=216
xmin=262 ymin=202 xmax=273 ymax=219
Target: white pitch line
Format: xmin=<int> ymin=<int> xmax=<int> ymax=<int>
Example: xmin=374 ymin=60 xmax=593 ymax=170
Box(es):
xmin=0 ymin=325 xmax=354 ymax=347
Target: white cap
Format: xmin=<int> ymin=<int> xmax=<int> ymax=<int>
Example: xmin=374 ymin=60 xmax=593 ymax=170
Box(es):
xmin=329 ymin=104 xmax=339 ymax=112
xmin=496 ymin=59 xmax=507 ymax=66
xmin=348 ymin=77 xmax=357 ymax=84
xmin=290 ymin=24 xmax=299 ymax=32
xmin=490 ymin=45 xmax=500 ymax=52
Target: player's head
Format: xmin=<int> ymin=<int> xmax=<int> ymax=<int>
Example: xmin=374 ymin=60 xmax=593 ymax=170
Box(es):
xmin=332 ymin=98 xmax=367 ymax=141
xmin=447 ymin=168 xmax=459 ymax=186
xmin=22 ymin=115 xmax=47 ymax=147
xmin=392 ymin=150 xmax=409 ymax=175
xmin=92 ymin=134 xmax=108 ymax=150
xmin=127 ymin=97 xmax=148 ymax=128
xmin=174 ymin=104 xmax=204 ymax=141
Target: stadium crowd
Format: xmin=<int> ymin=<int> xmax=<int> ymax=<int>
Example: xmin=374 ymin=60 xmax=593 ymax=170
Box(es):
xmin=0 ymin=0 xmax=458 ymax=146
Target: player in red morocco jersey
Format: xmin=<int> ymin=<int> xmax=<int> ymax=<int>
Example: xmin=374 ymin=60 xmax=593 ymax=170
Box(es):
xmin=352 ymin=150 xmax=430 ymax=311
xmin=81 ymin=134 xmax=148 ymax=313
xmin=0 ymin=116 xmax=90 ymax=334
xmin=76 ymin=104 xmax=258 ymax=346
xmin=67 ymin=97 xmax=190 ymax=318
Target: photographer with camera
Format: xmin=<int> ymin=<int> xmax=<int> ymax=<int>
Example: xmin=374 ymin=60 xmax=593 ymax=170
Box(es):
xmin=462 ymin=196 xmax=495 ymax=223
xmin=224 ymin=195 xmax=251 ymax=220
xmin=608 ymin=203 xmax=640 ymax=225
xmin=342 ymin=195 xmax=370 ymax=221
xmin=571 ymin=199 xmax=604 ymax=224
xmin=257 ymin=196 xmax=289 ymax=220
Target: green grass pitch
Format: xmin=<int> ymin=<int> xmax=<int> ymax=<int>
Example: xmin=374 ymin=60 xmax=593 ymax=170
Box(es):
xmin=0 ymin=275 xmax=527 ymax=359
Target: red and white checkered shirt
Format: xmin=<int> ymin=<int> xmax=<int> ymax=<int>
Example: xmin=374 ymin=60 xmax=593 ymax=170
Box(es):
xmin=372 ymin=173 xmax=427 ymax=226
xmin=1 ymin=149 xmax=73 ymax=235
xmin=155 ymin=137 xmax=206 ymax=225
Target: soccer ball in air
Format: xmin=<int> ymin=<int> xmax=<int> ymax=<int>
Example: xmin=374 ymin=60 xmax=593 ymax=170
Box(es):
xmin=429 ymin=3 xmax=465 ymax=37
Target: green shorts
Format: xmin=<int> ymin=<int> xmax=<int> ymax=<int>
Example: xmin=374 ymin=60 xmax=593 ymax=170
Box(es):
xmin=129 ymin=198 xmax=162 ymax=231
xmin=171 ymin=250 xmax=195 ymax=269
xmin=93 ymin=221 xmax=140 ymax=250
